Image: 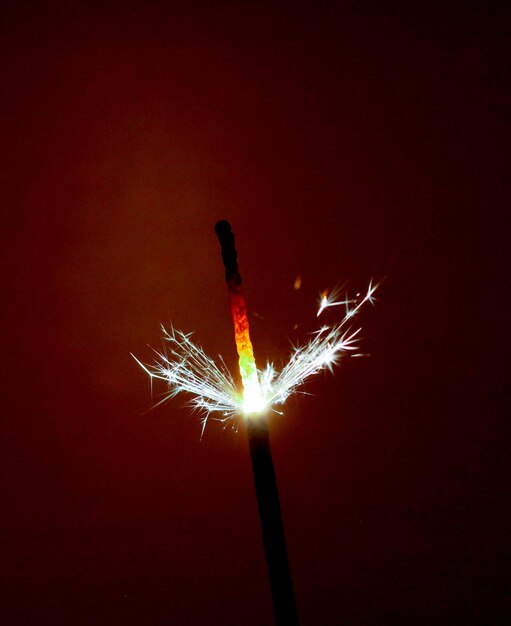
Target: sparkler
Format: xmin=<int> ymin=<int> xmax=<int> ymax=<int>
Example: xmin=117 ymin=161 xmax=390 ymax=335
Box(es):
xmin=133 ymin=221 xmax=377 ymax=625
xmin=215 ymin=220 xmax=299 ymax=626
xmin=133 ymin=271 xmax=377 ymax=432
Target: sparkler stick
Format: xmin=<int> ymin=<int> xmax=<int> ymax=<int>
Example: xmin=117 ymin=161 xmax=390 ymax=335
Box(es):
xmin=215 ymin=220 xmax=300 ymax=626
xmin=134 ymin=222 xmax=377 ymax=622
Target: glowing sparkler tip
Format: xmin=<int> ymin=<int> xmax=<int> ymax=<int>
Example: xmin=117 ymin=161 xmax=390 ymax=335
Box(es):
xmin=242 ymin=395 xmax=268 ymax=416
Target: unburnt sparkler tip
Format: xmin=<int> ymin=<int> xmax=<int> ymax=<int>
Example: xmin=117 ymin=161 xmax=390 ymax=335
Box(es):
xmin=215 ymin=220 xmax=240 ymax=284
xmin=214 ymin=219 xmax=232 ymax=235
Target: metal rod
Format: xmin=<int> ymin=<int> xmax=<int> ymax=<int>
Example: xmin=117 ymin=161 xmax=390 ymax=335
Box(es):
xmin=247 ymin=416 xmax=300 ymax=626
xmin=215 ymin=220 xmax=299 ymax=625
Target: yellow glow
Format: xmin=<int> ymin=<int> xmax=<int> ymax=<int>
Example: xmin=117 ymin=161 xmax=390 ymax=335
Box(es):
xmin=241 ymin=380 xmax=267 ymax=415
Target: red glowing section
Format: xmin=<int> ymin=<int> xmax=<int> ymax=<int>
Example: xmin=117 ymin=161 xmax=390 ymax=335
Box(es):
xmin=229 ymin=292 xmax=264 ymax=414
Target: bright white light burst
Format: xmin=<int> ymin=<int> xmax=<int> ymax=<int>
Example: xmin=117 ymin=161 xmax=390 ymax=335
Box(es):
xmin=133 ymin=280 xmax=377 ymax=434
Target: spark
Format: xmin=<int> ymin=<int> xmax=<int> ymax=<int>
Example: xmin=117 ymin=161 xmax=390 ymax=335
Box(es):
xmin=134 ymin=281 xmax=378 ymax=432
xmin=317 ymin=284 xmax=352 ymax=316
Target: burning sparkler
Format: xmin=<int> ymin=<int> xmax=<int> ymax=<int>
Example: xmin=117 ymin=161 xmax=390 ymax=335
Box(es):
xmin=214 ymin=220 xmax=265 ymax=415
xmin=132 ymin=269 xmax=377 ymax=432
xmin=133 ymin=221 xmax=377 ymax=626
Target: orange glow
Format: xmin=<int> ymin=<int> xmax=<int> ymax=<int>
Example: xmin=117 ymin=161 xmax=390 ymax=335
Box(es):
xmin=229 ymin=292 xmax=265 ymax=415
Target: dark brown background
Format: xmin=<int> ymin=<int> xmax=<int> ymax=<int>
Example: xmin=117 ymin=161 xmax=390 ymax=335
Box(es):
xmin=2 ymin=2 xmax=509 ymax=624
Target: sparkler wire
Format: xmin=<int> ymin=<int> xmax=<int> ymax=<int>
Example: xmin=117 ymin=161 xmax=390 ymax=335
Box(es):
xmin=133 ymin=221 xmax=377 ymax=626
xmin=215 ymin=220 xmax=299 ymax=626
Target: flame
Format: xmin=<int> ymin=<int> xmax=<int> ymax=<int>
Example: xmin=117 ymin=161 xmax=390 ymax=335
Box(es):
xmin=229 ymin=292 xmax=266 ymax=416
